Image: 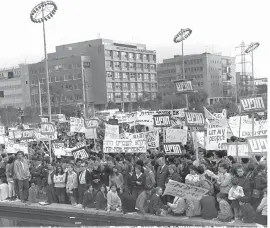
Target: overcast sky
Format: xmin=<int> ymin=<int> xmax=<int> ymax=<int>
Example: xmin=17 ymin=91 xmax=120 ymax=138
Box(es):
xmin=0 ymin=0 xmax=268 ymax=78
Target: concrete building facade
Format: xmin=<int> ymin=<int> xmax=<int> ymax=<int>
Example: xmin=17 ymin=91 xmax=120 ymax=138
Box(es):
xmin=44 ymin=38 xmax=158 ymax=112
xmin=157 ymin=53 xmax=235 ymax=104
xmin=0 ymin=64 xmax=31 ymax=108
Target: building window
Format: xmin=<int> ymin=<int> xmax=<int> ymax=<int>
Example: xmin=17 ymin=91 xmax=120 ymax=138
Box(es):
xmin=144 ymin=83 xmax=150 ymax=90
xmin=115 ymin=82 xmax=121 ymax=90
xmin=107 ymin=93 xmax=113 ymax=100
xmin=49 ymin=76 xmax=55 ymax=83
xmin=131 ymin=92 xmax=136 ymax=99
xmin=137 ymin=73 xmax=143 ymax=80
xmin=107 ymin=71 xmax=113 ymax=79
xmin=123 ymin=92 xmax=129 ymax=99
xmin=150 ymin=64 xmax=155 ymax=71
xmin=129 ymin=53 xmax=135 ymax=60
xmin=143 ymin=64 xmax=148 ymax=70
xmin=115 ymin=93 xmax=121 ymax=99
xmin=143 ymin=54 xmax=148 ymax=61
xmin=123 ymin=83 xmax=129 ymax=90
xmin=152 ymin=93 xmax=157 ymax=99
xmin=138 ymin=92 xmax=143 ymax=98
xmin=76 ymin=63 xmax=81 ymax=69
xmin=113 ymin=51 xmax=120 ymax=59
xmin=130 ymin=73 xmax=136 ymax=80
xmin=121 ymin=52 xmax=128 ymax=59
xmin=73 ymin=72 xmax=82 ymax=80
xmin=114 ymin=72 xmax=121 ymax=79
xmin=114 ymin=61 xmax=120 ymax=68
xmin=144 ymin=73 xmax=149 ymax=81
xmin=137 ymin=63 xmax=143 ymax=70
xmin=151 ymin=83 xmax=156 ymax=89
xmin=106 ymin=61 xmax=113 ymax=68
xmin=55 ymin=65 xmax=63 ymax=71
xmin=64 ymin=85 xmax=73 ymax=91
xmin=122 ymin=62 xmax=128 ymax=69
xmin=137 ymin=83 xmax=142 ymax=90
xmin=64 ymin=74 xmax=73 ymax=81
xmin=130 ymin=83 xmax=136 ymax=90
xmin=129 ymin=63 xmax=135 ymax=69
xmin=39 ymin=68 xmax=45 ymax=74
xmin=136 ymin=53 xmax=142 ymax=61
xmin=122 ymin=72 xmax=128 ymax=80
xmin=107 ymin=82 xmax=113 ymax=89
xmin=66 ymin=96 xmax=73 ymax=101
xmin=105 ymin=50 xmax=112 ymax=57
xmin=74 ymin=95 xmax=82 ymax=101
xmin=150 ymin=73 xmax=155 ymax=81
xmin=39 ymin=78 xmax=46 ymax=84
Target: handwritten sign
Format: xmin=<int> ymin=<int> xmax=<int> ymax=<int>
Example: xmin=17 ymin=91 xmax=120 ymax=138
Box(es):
xmin=163 ymin=180 xmax=209 ymax=200
xmin=184 ymin=111 xmax=205 ymax=127
xmin=227 ymin=143 xmax=250 ymax=157
xmin=103 ymin=139 xmax=146 ymax=153
xmin=40 ymin=117 xmax=48 ymax=123
xmin=163 ymin=143 xmax=182 ymax=155
xmin=174 ymin=80 xmax=194 ymax=93
xmin=247 ymin=136 xmax=267 ymax=154
xmin=153 ymin=115 xmax=171 ymax=127
xmin=105 ymin=124 xmax=119 ymax=139
xmin=21 ymin=130 xmax=34 ymax=140
xmin=240 ymin=96 xmax=265 ymax=113
xmin=70 ymin=117 xmax=84 ymax=132
xmin=164 ymin=129 xmax=187 ymax=144
xmin=40 ymin=123 xmax=56 ymax=135
xmin=206 ymin=127 xmax=227 ymax=150
xmin=145 ymin=130 xmax=159 ymax=149
xmin=85 ymin=119 xmax=99 ymax=128
xmin=6 ymin=141 xmax=28 ymax=154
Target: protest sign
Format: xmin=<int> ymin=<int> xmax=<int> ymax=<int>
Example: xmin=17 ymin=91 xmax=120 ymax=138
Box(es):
xmin=206 ymin=127 xmax=227 ymax=150
xmin=21 ymin=130 xmax=35 ymax=140
xmin=174 ymin=80 xmax=193 ymax=93
xmin=153 ymin=115 xmax=171 ymax=127
xmin=85 ymin=128 xmax=97 ymax=139
xmin=227 ymin=143 xmax=249 ymax=157
xmin=192 ymin=131 xmax=205 ymax=149
xmin=163 ymin=143 xmax=182 ymax=155
xmin=240 ymin=96 xmax=265 ymax=113
xmin=70 ymin=117 xmax=85 ymax=133
xmin=105 ymin=124 xmax=119 ymax=139
xmin=163 ymin=180 xmax=209 ymax=200
xmin=40 ymin=117 xmax=48 ymax=123
xmin=128 ymin=132 xmax=145 ymax=140
xmin=108 ymin=118 xmax=119 ymax=125
xmin=51 ymin=114 xmax=67 ymax=123
xmin=40 ymin=123 xmax=56 ymax=135
xmin=53 ymin=143 xmax=67 ymax=157
xmin=184 ymin=111 xmax=205 ymax=127
xmin=145 ymin=130 xmax=159 ymax=149
xmin=247 ymin=136 xmax=267 ymax=154
xmin=103 ymin=139 xmax=146 ymax=153
xmin=164 ymin=129 xmax=187 ymax=144
xmin=156 ymin=109 xmax=186 ymax=118
xmin=85 ymin=119 xmax=99 ymax=128
xmin=240 ymin=118 xmax=267 ymax=138
xmin=34 ymin=129 xmax=57 ymax=141
xmin=6 ymin=141 xmax=28 ymax=154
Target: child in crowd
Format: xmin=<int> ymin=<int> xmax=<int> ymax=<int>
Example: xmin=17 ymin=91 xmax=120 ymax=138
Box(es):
xmin=228 ymin=177 xmax=244 ymax=220
xmin=238 ymin=196 xmax=256 ymax=223
xmin=107 ymin=184 xmax=122 ymax=212
xmin=0 ymin=178 xmax=8 ymax=201
xmin=81 ymin=185 xmax=96 ymax=209
xmin=216 ymin=193 xmax=233 ymax=222
xmin=28 ymin=181 xmax=39 ymax=204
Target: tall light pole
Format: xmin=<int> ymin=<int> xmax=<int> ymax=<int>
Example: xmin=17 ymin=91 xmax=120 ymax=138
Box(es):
xmin=173 ymin=28 xmax=192 ymax=109
xmin=30 ymin=1 xmax=58 ymax=122
xmin=245 ymin=42 xmax=260 ymax=137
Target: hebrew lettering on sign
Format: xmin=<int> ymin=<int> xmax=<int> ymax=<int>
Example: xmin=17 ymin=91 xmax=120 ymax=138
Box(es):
xmin=163 ymin=143 xmax=182 ymax=154
xmin=240 ymin=97 xmax=265 ymax=113
xmin=184 ymin=111 xmax=205 ymax=127
xmin=247 ymin=136 xmax=267 ymax=154
xmin=153 ymin=115 xmax=171 ymax=127
xmin=174 ymin=80 xmax=194 ymax=93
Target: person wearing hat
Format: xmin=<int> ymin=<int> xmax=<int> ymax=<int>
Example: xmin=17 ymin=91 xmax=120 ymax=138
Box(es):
xmin=14 ymin=151 xmax=31 ymax=203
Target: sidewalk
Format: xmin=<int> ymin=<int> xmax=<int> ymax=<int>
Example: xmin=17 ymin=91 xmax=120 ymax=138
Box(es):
xmin=0 ymin=201 xmax=261 ymax=227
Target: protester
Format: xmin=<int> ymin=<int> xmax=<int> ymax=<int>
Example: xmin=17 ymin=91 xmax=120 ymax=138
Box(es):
xmin=53 ymin=165 xmax=66 ymax=204
xmin=238 ymin=196 xmax=256 ymax=223
xmin=0 ymin=178 xmax=8 ymax=201
xmin=216 ymin=192 xmax=233 ymax=222
xmin=95 ymin=184 xmax=107 ymax=210
xmin=256 ymin=188 xmax=267 ymax=225
xmin=107 ymin=184 xmax=122 ymax=212
xmin=167 ymin=196 xmax=186 ymax=216
xmin=82 ymin=185 xmax=96 ymax=209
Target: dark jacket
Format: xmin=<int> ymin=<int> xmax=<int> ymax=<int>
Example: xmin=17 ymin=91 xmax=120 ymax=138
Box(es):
xmin=148 ymin=194 xmax=165 ymax=215
xmin=82 ymin=190 xmax=96 ymax=208
xmin=124 ymin=172 xmax=135 ymax=193
xmin=200 ymin=196 xmax=218 ymax=219
xmin=132 ymin=173 xmax=146 ymax=191
xmin=156 ymin=165 xmax=169 ymax=189
xmin=44 ymin=170 xmax=55 ymax=186
xmin=91 ymin=169 xmax=102 ymax=189
xmin=122 ymin=191 xmax=136 ymax=214
xmin=95 ymin=191 xmax=107 ymax=210
xmin=167 ymin=172 xmax=182 ymax=183
xmin=78 ymin=170 xmax=91 ymax=185
xmin=240 ymin=203 xmax=257 ymax=223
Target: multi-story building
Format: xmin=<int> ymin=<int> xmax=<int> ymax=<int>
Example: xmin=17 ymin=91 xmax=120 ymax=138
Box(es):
xmin=0 ymin=64 xmax=31 ymax=108
xmin=235 ymin=72 xmax=253 ymax=97
xmin=157 ymin=53 xmax=235 ymax=104
xmin=30 ymin=38 xmax=157 ymax=112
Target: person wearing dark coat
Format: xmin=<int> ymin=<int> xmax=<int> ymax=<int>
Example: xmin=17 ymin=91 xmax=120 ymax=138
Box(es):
xmin=156 ymin=157 xmax=169 ymax=191
xmin=123 ymin=163 xmax=135 ymax=194
xmin=239 ymin=196 xmax=257 ymax=223
xmin=200 ymin=195 xmax=218 ymax=219
xmin=77 ymin=163 xmax=91 ymax=204
xmin=148 ymin=187 xmax=167 ymax=216
xmin=44 ymin=163 xmax=57 ymax=204
xmin=82 ymin=185 xmax=96 ymax=208
xmin=132 ymin=165 xmax=145 ymax=199
xmin=95 ymin=185 xmax=107 ymax=210
xmin=90 ymin=162 xmax=102 ymax=191
xmin=121 ymin=186 xmax=136 ymax=214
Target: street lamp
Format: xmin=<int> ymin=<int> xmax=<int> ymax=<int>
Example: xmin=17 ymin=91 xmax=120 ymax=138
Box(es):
xmin=245 ymin=42 xmax=260 ymax=96
xmin=30 ymin=1 xmax=58 ymax=122
xmin=173 ymin=28 xmax=192 ymax=109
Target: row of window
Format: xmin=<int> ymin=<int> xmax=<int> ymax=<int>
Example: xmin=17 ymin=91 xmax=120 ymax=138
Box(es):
xmin=159 ymin=59 xmax=203 ymax=68
xmin=105 ymin=50 xmax=156 ymax=62
xmin=32 ymin=94 xmax=83 ymax=104
xmin=185 ymin=74 xmax=204 ymax=80
xmin=30 ymin=63 xmax=82 ymax=75
xmin=106 ymin=61 xmax=156 ymax=71
xmin=107 ymin=92 xmax=157 ymax=100
xmin=107 ymin=82 xmax=157 ymax=90
xmin=158 ymin=66 xmax=203 ymax=75
xmin=106 ymin=72 xmax=156 ymax=81
xmin=31 ymin=72 xmax=82 ymax=85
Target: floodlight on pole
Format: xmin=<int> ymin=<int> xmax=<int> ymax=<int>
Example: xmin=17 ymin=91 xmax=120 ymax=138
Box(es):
xmin=30 ymin=1 xmax=58 ymax=122
xmin=173 ymin=28 xmax=192 ymax=110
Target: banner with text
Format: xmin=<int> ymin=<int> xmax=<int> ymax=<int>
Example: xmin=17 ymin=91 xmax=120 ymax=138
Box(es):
xmin=185 ymin=111 xmax=205 ymax=127
xmin=153 ymin=115 xmax=171 ymax=128
xmin=247 ymin=136 xmax=267 ymax=154
xmin=240 ymin=96 xmax=265 ymax=113
xmin=163 ymin=143 xmax=182 ymax=155
xmin=174 ymin=80 xmax=194 ymax=93
xmin=164 ymin=128 xmax=187 ymax=144
xmin=103 ymin=139 xmax=146 ymax=153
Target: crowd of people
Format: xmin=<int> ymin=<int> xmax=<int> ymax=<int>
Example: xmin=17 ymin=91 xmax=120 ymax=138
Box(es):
xmin=0 ymin=114 xmax=267 ymax=226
